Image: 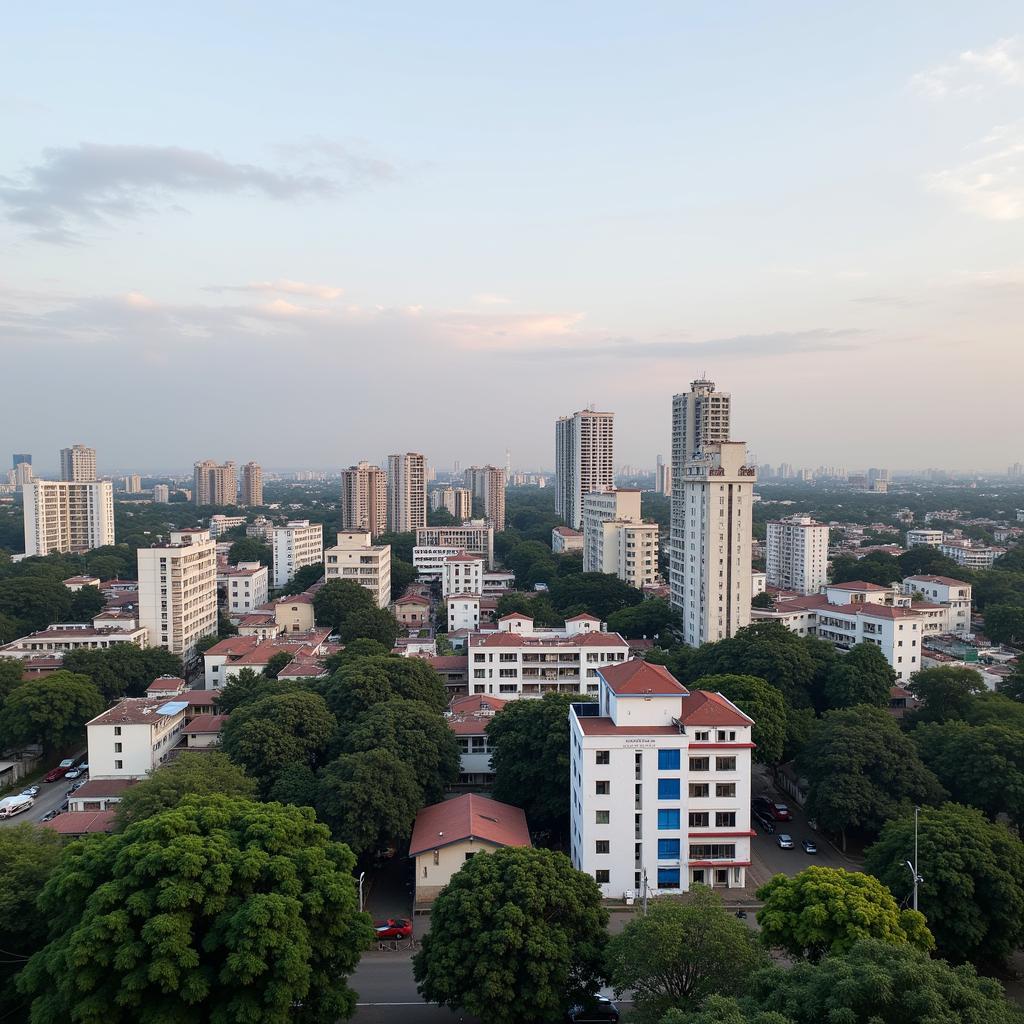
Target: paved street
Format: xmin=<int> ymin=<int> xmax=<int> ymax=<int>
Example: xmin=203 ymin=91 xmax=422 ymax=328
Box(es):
xmin=353 ymin=956 xmax=480 ymax=1024
xmin=0 ymin=775 xmax=78 ymax=827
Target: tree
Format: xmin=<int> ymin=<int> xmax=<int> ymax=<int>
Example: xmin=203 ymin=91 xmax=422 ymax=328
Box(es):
xmin=897 ymin=546 xmax=961 ymax=578
xmin=606 ymin=598 xmax=680 ymax=639
xmin=389 ymin=557 xmax=417 ymax=596
xmin=62 ymin=644 xmax=184 ymax=700
xmin=913 ymin=720 xmax=1024 ymax=823
xmin=312 ymin=579 xmax=375 ymax=629
xmin=865 ymin=803 xmax=1024 ymax=965
xmin=217 ymin=666 xmax=300 ymax=712
xmin=548 ymin=572 xmax=644 ymax=621
xmin=488 ymin=693 xmax=586 ymax=833
xmin=830 ymin=552 xmax=901 ymax=587
xmin=0 ymin=654 xmax=25 ymax=702
xmin=0 ymin=576 xmax=72 ymax=631
xmin=280 ymin=562 xmax=325 ymax=595
xmin=756 ymin=866 xmax=932 ymax=962
xmin=115 ymin=751 xmax=257 ymax=826
xmin=338 ymin=606 xmax=401 ymax=647
xmin=692 ymin=674 xmax=786 ymax=764
xmin=963 ymin=690 xmax=1024 ymax=729
xmin=375 ymin=654 xmax=449 ymax=709
xmin=821 ymin=643 xmax=895 ymax=710
xmin=18 ymin=796 xmax=373 ymax=1024
xmin=227 ymin=536 xmax=272 ymax=567
xmin=605 ymin=887 xmax=766 ymax=1019
xmin=505 ymin=540 xmax=557 ymax=582
xmin=0 ymin=672 xmax=104 ymax=753
xmin=68 ymin=585 xmax=105 ymax=621
xmin=998 ymin=661 xmax=1024 ymax=702
xmin=264 ymin=650 xmax=293 ymax=679
xmin=663 ymin=996 xmax=792 ymax=1024
xmin=494 ymin=591 xmax=562 ymax=627
xmin=751 ymin=591 xmax=775 ymax=609
xmin=906 ymin=666 xmax=986 ymax=724
xmin=414 ymin=847 xmax=608 ymax=1024
xmin=984 ymin=604 xmax=1024 ymax=645
xmin=799 ymin=705 xmax=945 ymax=848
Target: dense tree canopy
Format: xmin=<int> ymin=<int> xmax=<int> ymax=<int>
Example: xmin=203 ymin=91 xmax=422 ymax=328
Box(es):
xmin=984 ymin=604 xmax=1024 ymax=645
xmin=0 ymin=575 xmax=73 ymax=633
xmin=337 ymin=605 xmax=402 ymax=646
xmin=606 ymin=598 xmax=680 ymax=639
xmin=312 ymin=579 xmax=375 ymax=629
xmin=226 ymin=536 xmax=272 ymax=567
xmin=0 ymin=654 xmax=25 ymax=701
xmin=280 ymin=562 xmax=324 ymax=595
xmin=547 ymin=572 xmax=645 ymax=620
xmin=906 ymin=666 xmax=987 ymax=724
xmin=693 ymin=674 xmax=786 ymax=764
xmin=829 ymin=552 xmax=902 ymax=587
xmin=0 ymin=671 xmax=104 ymax=753
xmin=63 ymin=644 xmax=184 ymax=700
xmin=821 ymin=643 xmax=895 ymax=710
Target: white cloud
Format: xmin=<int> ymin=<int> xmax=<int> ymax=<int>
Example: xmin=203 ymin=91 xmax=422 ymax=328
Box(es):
xmin=206 ymin=279 xmax=344 ymax=300
xmin=912 ymin=36 xmax=1023 ymax=98
xmin=926 ymin=123 xmax=1024 ymax=220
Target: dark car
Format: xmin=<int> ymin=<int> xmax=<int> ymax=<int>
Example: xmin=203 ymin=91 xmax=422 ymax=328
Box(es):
xmin=802 ymin=839 xmax=818 ymax=854
xmin=566 ymin=995 xmax=620 ymax=1023
xmin=752 ymin=796 xmax=773 ymax=813
xmin=768 ymin=802 xmax=792 ymax=822
xmin=755 ymin=814 xmax=775 ymax=834
xmin=374 ymin=918 xmax=413 ymax=940
xmin=44 ymin=758 xmax=76 ymax=783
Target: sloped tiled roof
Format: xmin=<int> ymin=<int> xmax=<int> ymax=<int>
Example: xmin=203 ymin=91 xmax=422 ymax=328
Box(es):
xmin=678 ymin=690 xmax=754 ymax=727
xmin=600 ymin=660 xmax=687 ymax=696
xmin=409 ymin=794 xmax=531 ymax=856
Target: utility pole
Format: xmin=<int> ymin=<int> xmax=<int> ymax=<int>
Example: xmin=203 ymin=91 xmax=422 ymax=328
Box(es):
xmin=904 ymin=805 xmax=922 ymax=912
xmin=641 ymin=869 xmax=649 ymax=915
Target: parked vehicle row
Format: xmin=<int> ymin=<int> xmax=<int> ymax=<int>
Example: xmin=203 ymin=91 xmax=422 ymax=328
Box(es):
xmin=0 ymin=794 xmax=34 ymax=818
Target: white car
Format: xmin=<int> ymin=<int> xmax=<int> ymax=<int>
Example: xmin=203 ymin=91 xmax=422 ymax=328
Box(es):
xmin=777 ymin=834 xmax=794 ymax=849
xmin=64 ymin=764 xmax=88 ymax=780
xmin=20 ymin=786 xmax=40 ymax=798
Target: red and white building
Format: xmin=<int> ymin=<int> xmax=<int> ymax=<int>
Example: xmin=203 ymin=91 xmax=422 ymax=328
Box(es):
xmin=445 ymin=693 xmax=508 ymax=785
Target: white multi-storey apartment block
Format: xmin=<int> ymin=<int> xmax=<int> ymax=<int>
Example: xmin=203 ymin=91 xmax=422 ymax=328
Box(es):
xmin=906 ymin=529 xmax=944 ymax=548
xmin=208 ymin=514 xmax=247 ymax=538
xmin=323 ymin=530 xmax=392 ymax=608
xmin=555 ymin=410 xmax=615 ymax=531
xmin=766 ymin=516 xmax=829 ymax=595
xmin=902 ymin=575 xmax=972 ymax=637
xmin=221 ymin=562 xmax=269 ymax=617
xmin=570 ymin=660 xmax=753 ymax=899
xmin=387 ymin=453 xmax=427 ymax=533
xmin=939 ymin=541 xmax=1006 ymax=569
xmin=153 ymin=484 xmax=170 ymax=503
xmin=442 ymin=552 xmax=484 ymax=598
xmin=86 ymin=696 xmax=189 ymax=779
xmin=341 ymin=462 xmax=388 ymax=538
xmin=582 ymin=489 xmax=660 ymax=589
xmin=447 ymin=594 xmax=481 ymax=633
xmin=271 ymin=520 xmax=324 ymax=589
xmin=23 ymin=479 xmax=115 ymax=555
xmin=415 ymin=523 xmax=495 ymax=569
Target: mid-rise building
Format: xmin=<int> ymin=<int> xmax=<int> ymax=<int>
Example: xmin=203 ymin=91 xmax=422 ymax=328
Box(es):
xmin=153 ymin=484 xmax=170 ymax=503
xmin=208 ymin=513 xmax=247 ymax=538
xmin=569 ymin=660 xmax=754 ymax=898
xmin=431 ymin=486 xmax=473 ymax=521
xmin=902 ymin=575 xmax=972 ymax=635
xmin=271 ymin=520 xmax=324 ymax=589
xmin=245 ymin=516 xmax=275 ymax=543
xmin=906 ymin=529 xmax=944 ymax=548
xmin=387 ymin=453 xmax=427 ymax=533
xmin=0 ymin=615 xmax=148 ymax=660
xmin=86 ymin=697 xmax=189 ymax=780
xmin=340 ymin=462 xmax=387 ymax=537
xmin=555 ymin=409 xmax=615 ymax=530
xmin=464 ymin=465 xmax=507 ymax=532
xmin=582 ymin=489 xmax=659 ymax=589
xmin=446 ymin=694 xmax=508 ymax=786
xmin=940 ymin=540 xmax=1006 ymax=569
xmin=193 ymin=460 xmax=237 ymax=506
xmin=137 ymin=529 xmax=218 ymax=664
xmin=241 ymin=462 xmax=263 ymax=506
xmin=60 ymin=444 xmax=97 ymax=482
xmin=324 ymin=530 xmax=392 ymax=608
xmin=442 ymin=552 xmax=484 ymax=598
xmin=672 ymin=442 xmax=755 ymax=647
xmin=447 ymin=593 xmax=481 ymax=633
xmin=122 ymin=474 xmax=142 ymax=493
xmin=415 ymin=523 xmax=495 ymax=572
xmin=221 ymin=562 xmax=269 ymax=618
xmin=552 ymin=526 xmax=584 ymax=554
xmin=23 ymin=479 xmax=115 ymax=555
xmin=13 ymin=461 xmax=34 ymax=487
xmin=766 ymin=516 xmax=829 ymax=595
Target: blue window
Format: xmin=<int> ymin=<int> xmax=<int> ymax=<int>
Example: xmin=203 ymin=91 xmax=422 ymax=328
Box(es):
xmin=658 ymin=778 xmax=680 ymax=800
xmin=657 ymin=868 xmax=681 ymax=889
xmin=657 ymin=809 xmax=680 ymax=830
xmin=657 ymin=838 xmax=680 ymax=859
xmin=658 ymin=749 xmax=680 ymax=770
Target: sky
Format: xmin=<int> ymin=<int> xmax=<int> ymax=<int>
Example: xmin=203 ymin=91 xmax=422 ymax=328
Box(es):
xmin=1 ymin=2 xmax=1022 ymax=475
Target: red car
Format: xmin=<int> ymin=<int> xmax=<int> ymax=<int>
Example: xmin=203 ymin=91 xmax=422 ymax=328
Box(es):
xmin=769 ymin=803 xmax=792 ymax=822
xmin=374 ymin=918 xmax=413 ymax=940
xmin=44 ymin=758 xmax=76 ymax=783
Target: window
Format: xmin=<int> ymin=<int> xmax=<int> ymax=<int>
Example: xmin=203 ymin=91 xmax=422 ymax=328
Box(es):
xmin=596 ymin=781 xmax=610 ymax=795
xmin=689 ymin=757 xmax=710 ymax=772
xmin=114 ymin=760 xmax=123 ymax=770
xmin=658 ymin=749 xmax=680 ymax=770
xmin=114 ymin=726 xmax=122 ymax=736
xmin=715 ymin=812 xmax=736 ymax=828
xmin=464 ymin=852 xmax=476 ymax=861
xmin=657 ymin=868 xmax=680 ymax=889
xmin=595 ymin=870 xmax=610 ymax=884
xmin=715 ymin=757 xmax=736 ymax=771
xmin=657 ymin=838 xmax=680 ymax=859
xmin=114 ymin=742 xmax=122 ymax=753
xmin=689 ymin=783 xmax=710 ymax=798
xmin=657 ymin=809 xmax=680 ymax=829
xmin=716 ymin=783 xmax=736 ymax=798
xmin=596 ymin=750 xmax=610 ymax=765
xmin=689 ymin=844 xmax=736 ymax=860
xmin=658 ymin=778 xmax=680 ymax=800
xmin=693 ymin=730 xmax=710 ymax=741
xmin=716 ymin=730 xmax=736 ymax=742
xmin=595 ymin=810 xmax=610 ymax=825
xmin=689 ymin=812 xmax=709 ymax=827
xmin=595 ymin=840 xmax=610 ymax=854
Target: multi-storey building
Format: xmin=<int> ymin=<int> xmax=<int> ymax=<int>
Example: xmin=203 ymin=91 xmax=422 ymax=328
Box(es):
xmin=431 ymin=485 xmax=473 ymax=521
xmin=193 ymin=460 xmax=237 ymax=506
xmin=60 ymin=444 xmax=97 ymax=482
xmin=137 ymin=528 xmax=218 ymax=664
xmin=241 ymin=462 xmax=263 ymax=506
xmin=569 ymin=660 xmax=754 ymax=898
xmin=552 ymin=526 xmax=584 ymax=554
xmin=464 ymin=465 xmax=506 ymax=532
xmin=902 ymin=575 xmax=972 ymax=636
xmin=447 ymin=593 xmax=481 ymax=633
xmin=340 ymin=462 xmax=388 ymax=537
xmin=23 ymin=479 xmax=115 ymax=555
xmin=656 ymin=455 xmax=671 ymax=496
xmin=673 ymin=442 xmax=755 ymax=646
xmin=906 ymin=529 xmax=944 ymax=548
xmin=221 ymin=562 xmax=269 ymax=618
xmin=766 ymin=516 xmax=829 ymax=595
xmin=323 ymin=530 xmax=391 ymax=608
xmin=415 ymin=523 xmax=495 ymax=571
xmin=582 ymin=489 xmax=660 ymax=589
xmin=245 ymin=516 xmax=275 ymax=543
xmin=86 ymin=696 xmax=189 ymax=780
xmin=442 ymin=552 xmax=484 ymax=598
xmin=445 ymin=693 xmax=508 ymax=786
xmin=208 ymin=513 xmax=247 ymax=538
xmin=153 ymin=484 xmax=170 ymax=503
xmin=387 ymin=453 xmax=427 ymax=533
xmin=555 ymin=410 xmax=615 ymax=530
xmin=271 ymin=520 xmax=324 ymax=589
xmin=939 ymin=540 xmax=1006 ymax=569
xmin=122 ymin=474 xmax=142 ymax=493
xmin=0 ymin=615 xmax=148 ymax=660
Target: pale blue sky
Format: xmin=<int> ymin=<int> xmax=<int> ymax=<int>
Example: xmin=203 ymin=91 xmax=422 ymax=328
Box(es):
xmin=1 ymin=3 xmax=1021 ymax=473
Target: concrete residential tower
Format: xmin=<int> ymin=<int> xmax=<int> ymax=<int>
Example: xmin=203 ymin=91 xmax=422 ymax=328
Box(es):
xmin=193 ymin=460 xmax=237 ymax=506
xmin=241 ymin=462 xmax=263 ymax=506
xmin=340 ymin=462 xmax=388 ymax=538
xmin=464 ymin=465 xmax=507 ymax=532
xmin=23 ymin=479 xmax=115 ymax=555
xmin=387 ymin=453 xmax=427 ymax=533
xmin=582 ymin=489 xmax=660 ymax=589
xmin=60 ymin=444 xmax=97 ymax=482
xmin=555 ymin=409 xmax=615 ymax=531
xmin=766 ymin=516 xmax=829 ymax=595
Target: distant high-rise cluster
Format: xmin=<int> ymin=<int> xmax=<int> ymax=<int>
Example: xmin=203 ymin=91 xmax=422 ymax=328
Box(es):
xmin=193 ymin=460 xmax=237 ymax=506
xmin=241 ymin=461 xmax=263 ymax=506
xmin=464 ymin=465 xmax=506 ymax=532
xmin=387 ymin=453 xmax=427 ymax=533
xmin=340 ymin=461 xmax=387 ymax=537
xmin=122 ymin=474 xmax=142 ymax=493
xmin=431 ymin=485 xmax=472 ymax=520
xmin=555 ymin=409 xmax=614 ymax=530
xmin=60 ymin=444 xmax=97 ymax=482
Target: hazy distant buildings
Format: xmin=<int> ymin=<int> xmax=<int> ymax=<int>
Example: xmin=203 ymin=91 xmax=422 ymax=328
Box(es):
xmin=241 ymin=462 xmax=263 ymax=506
xmin=324 ymin=530 xmax=391 ymax=608
xmin=23 ymin=479 xmax=115 ymax=556
xmin=60 ymin=444 xmax=97 ymax=482
xmin=193 ymin=460 xmax=237 ymax=506
xmin=464 ymin=465 xmax=506 ymax=532
xmin=12 ymin=454 xmax=31 ymax=468
xmin=153 ymin=484 xmax=170 ymax=503
xmin=555 ymin=409 xmax=614 ymax=531
xmin=939 ymin=540 xmax=1006 ymax=570
xmin=906 ymin=528 xmax=944 ymax=548
xmin=766 ymin=516 xmax=829 ymax=595
xmin=656 ymin=455 xmax=671 ymax=496
xmin=340 ymin=462 xmax=387 ymax=538
xmin=387 ymin=453 xmax=427 ymax=533
xmin=271 ymin=520 xmax=324 ymax=589
xmin=122 ymin=474 xmax=142 ymax=494
xmin=432 ymin=486 xmax=472 ymax=521
xmin=582 ymin=489 xmax=660 ymax=589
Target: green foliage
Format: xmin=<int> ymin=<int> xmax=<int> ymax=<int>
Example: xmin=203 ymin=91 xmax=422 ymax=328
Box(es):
xmin=494 ymin=591 xmax=562 ymax=626
xmin=694 ymin=674 xmax=786 ymax=764
xmin=756 ymin=866 xmax=933 ymax=961
xmin=751 ymin=591 xmax=775 ymax=609
xmin=865 ymin=803 xmax=1024 ymax=965
xmin=906 ymin=666 xmax=986 ymax=724
xmin=548 ymin=572 xmax=644 ymax=620
xmin=830 ymin=552 xmax=902 ymax=587
xmin=217 ymin=667 xmax=299 ymax=712
xmin=62 ymin=644 xmax=184 ymax=701
xmin=414 ymin=847 xmax=608 ymax=1024
xmin=662 ymin=996 xmax=792 ymax=1024
xmin=68 ymin=585 xmax=105 ymax=621
xmin=799 ymin=705 xmax=945 ymax=844
xmin=0 ymin=654 xmax=25 ymax=702
xmin=821 ymin=642 xmax=895 ymax=710
xmin=984 ymin=604 xmax=1024 ymax=645
xmin=0 ymin=576 xmax=72 ymax=631
xmin=0 ymin=671 xmax=104 ymax=752
xmin=374 ymin=531 xmax=414 ymax=563
xmin=962 ymin=690 xmax=1024 ymax=729
xmin=897 ymin=546 xmax=962 ymax=578
xmin=264 ymin=650 xmax=293 ymax=679
xmin=338 ymin=605 xmax=401 ymax=647
xmin=606 ymin=598 xmax=680 ymax=639
xmin=115 ymin=751 xmax=257 ymax=826
xmin=227 ymin=536 xmax=272 ymax=567
xmin=18 ymin=796 xmax=373 ymax=1024
xmin=312 ymin=579 xmax=375 ymax=628
xmin=605 ymin=887 xmax=766 ymax=1019
xmin=389 ymin=557 xmax=417 ymax=596
xmin=280 ymin=561 xmax=324 ymax=595
xmin=266 ymin=764 xmax=320 ymax=808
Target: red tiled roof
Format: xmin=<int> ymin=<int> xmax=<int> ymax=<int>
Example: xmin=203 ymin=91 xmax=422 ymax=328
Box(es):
xmin=204 ymin=636 xmax=261 ymax=657
xmin=186 ymin=714 xmax=229 ymax=734
xmin=394 ymin=594 xmax=431 ymax=606
xmin=566 ymin=613 xmax=601 ymax=622
xmin=498 ymin=612 xmax=533 ymax=621
xmin=446 ymin=693 xmax=508 ymax=734
xmin=146 ymin=676 xmax=186 ymax=692
xmin=577 ymin=719 xmax=681 ymax=736
xmin=600 ymin=660 xmax=687 ymax=696
xmin=182 ymin=690 xmax=218 ymax=706
xmin=553 ymin=526 xmax=582 ymax=537
xmin=41 ymin=811 xmax=116 ymax=835
xmin=678 ymin=690 xmax=754 ymax=727
xmin=828 ymin=581 xmax=890 ymax=591
xmin=409 ymin=794 xmax=531 ymax=856
xmin=446 ymin=552 xmax=482 ymax=563
xmin=69 ymin=779 xmax=138 ymax=798
xmin=905 ymin=575 xmax=971 ymax=587
xmin=425 ymin=656 xmax=468 ymax=670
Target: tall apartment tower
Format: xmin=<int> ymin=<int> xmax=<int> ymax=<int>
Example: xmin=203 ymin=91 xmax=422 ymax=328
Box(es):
xmin=137 ymin=528 xmax=218 ymax=664
xmin=674 ymin=442 xmax=755 ymax=646
xmin=464 ymin=465 xmax=507 ymax=532
xmin=60 ymin=444 xmax=97 ymax=482
xmin=656 ymin=455 xmax=671 ymax=496
xmin=193 ymin=460 xmax=237 ymax=506
xmin=340 ymin=462 xmax=388 ymax=538
xmin=241 ymin=462 xmax=263 ymax=506
xmin=387 ymin=453 xmax=427 ymax=533
xmin=12 ymin=454 xmax=31 ymax=468
xmin=271 ymin=520 xmax=324 ymax=589
xmin=766 ymin=516 xmax=829 ymax=595
xmin=23 ymin=479 xmax=115 ymax=555
xmin=555 ymin=410 xmax=615 ymax=531
xmin=431 ymin=486 xmax=472 ymax=521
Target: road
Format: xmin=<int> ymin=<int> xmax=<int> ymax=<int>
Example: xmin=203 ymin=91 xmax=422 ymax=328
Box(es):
xmin=0 ymin=775 xmax=78 ymax=826
xmin=352 ymin=956 xmax=479 ymax=1024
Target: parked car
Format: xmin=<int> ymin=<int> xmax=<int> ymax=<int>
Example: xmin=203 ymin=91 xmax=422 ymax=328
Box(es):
xmin=65 ymin=764 xmax=89 ymax=780
xmin=566 ymin=996 xmax=621 ymax=1023
xmin=0 ymin=794 xmax=34 ymax=818
xmin=20 ymin=786 xmax=40 ymax=798
xmin=802 ymin=839 xmax=818 ymax=854
xmin=769 ymin=803 xmax=792 ymax=822
xmin=40 ymin=809 xmax=59 ymax=822
xmin=777 ymin=834 xmax=794 ymax=849
xmin=752 ymin=796 xmax=773 ymax=814
xmin=754 ymin=813 xmax=775 ymax=834
xmin=44 ymin=758 xmax=76 ymax=783
xmin=373 ymin=918 xmax=413 ymax=940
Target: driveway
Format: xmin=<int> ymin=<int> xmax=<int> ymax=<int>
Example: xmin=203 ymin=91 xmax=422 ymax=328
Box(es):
xmin=0 ymin=776 xmax=78 ymax=827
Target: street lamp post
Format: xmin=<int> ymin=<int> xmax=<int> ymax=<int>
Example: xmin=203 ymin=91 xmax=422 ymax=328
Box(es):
xmin=358 ymin=871 xmax=365 ymax=914
xmin=904 ymin=806 xmax=922 ymax=912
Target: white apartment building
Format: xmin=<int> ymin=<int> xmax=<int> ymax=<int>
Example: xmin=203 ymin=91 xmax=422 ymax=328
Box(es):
xmin=153 ymin=484 xmax=170 ymax=503
xmin=483 ymin=570 xmax=515 ymax=596
xmin=23 ymin=479 xmax=115 ymax=556
xmin=766 ymin=516 xmax=829 ymax=595
xmin=341 ymin=462 xmax=388 ymax=537
xmin=902 ymin=575 xmax=972 ymax=636
xmin=222 ymin=562 xmax=269 ymax=617
xmin=271 ymin=520 xmax=324 ymax=589
xmin=86 ymin=696 xmax=189 ymax=780
xmin=906 ymin=528 xmax=944 ymax=548
xmin=387 ymin=453 xmax=427 ymax=533
xmin=673 ymin=442 xmax=755 ymax=647
xmin=193 ymin=460 xmax=237 ymax=506
xmin=0 ymin=617 xmax=148 ymax=659
xmin=447 ymin=593 xmax=481 ymax=633
xmin=137 ymin=528 xmax=218 ymax=664
xmin=324 ymin=530 xmax=392 ymax=608
xmin=442 ymin=552 xmax=485 ymax=598
xmin=464 ymin=466 xmax=507 ymax=532
xmin=446 ymin=693 xmax=507 ymax=785
xmin=552 ymin=526 xmax=584 ymax=554
xmin=432 ymin=486 xmax=473 ymax=521
xmin=241 ymin=462 xmax=263 ymax=506
xmin=940 ymin=540 xmax=1006 ymax=569
xmin=555 ymin=410 xmax=615 ymax=530
xmin=208 ymin=514 xmax=247 ymax=538
xmin=60 ymin=444 xmax=97 ymax=482
xmin=569 ymin=660 xmax=754 ymax=899
xmin=246 ymin=516 xmax=275 ymax=543
xmin=416 ymin=522 xmax=495 ymax=569
xmin=752 ymin=572 xmax=767 ymax=597
xmin=582 ymin=489 xmax=660 ymax=589
xmin=467 ymin=616 xmax=629 ymax=699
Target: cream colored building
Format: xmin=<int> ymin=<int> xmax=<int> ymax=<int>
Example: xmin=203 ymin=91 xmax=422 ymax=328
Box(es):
xmin=60 ymin=444 xmax=97 ymax=482
xmin=552 ymin=526 xmax=584 ymax=553
xmin=324 ymin=530 xmax=392 ymax=608
xmin=193 ymin=460 xmax=237 ymax=506
xmin=387 ymin=453 xmax=427 ymax=533
xmin=23 ymin=479 xmax=115 ymax=556
xmin=241 ymin=462 xmax=263 ymax=506
xmin=153 ymin=484 xmax=170 ymax=503
xmin=341 ymin=462 xmax=388 ymax=537
xmin=137 ymin=528 xmax=218 ymax=664
xmin=271 ymin=520 xmax=324 ymax=588
xmin=432 ymin=486 xmax=472 ymax=521
xmin=582 ymin=488 xmax=660 ymax=589
xmin=464 ymin=466 xmax=506 ymax=532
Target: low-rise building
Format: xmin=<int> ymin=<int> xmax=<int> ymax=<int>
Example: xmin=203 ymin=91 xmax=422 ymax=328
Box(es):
xmin=209 ymin=514 xmax=247 ymax=538
xmin=940 ymin=540 xmax=1006 ymax=569
xmin=902 ymin=575 xmax=972 ymax=637
xmin=203 ymin=629 xmax=333 ymax=688
xmin=552 ymin=526 xmax=584 ymax=554
xmin=482 ymin=570 xmax=515 ymax=597
xmin=446 ymin=693 xmax=507 ymax=785
xmin=86 ymin=697 xmax=190 ymax=780
xmin=324 ymin=530 xmax=391 ymax=608
xmin=906 ymin=528 xmax=944 ymax=548
xmin=420 ymin=654 xmax=469 ymax=696
xmin=184 ymin=715 xmax=228 ymax=748
xmin=447 ymin=594 xmax=481 ymax=633
xmin=0 ymin=615 xmax=149 ymax=660
xmin=751 ymin=572 xmax=767 ymax=597
xmin=67 ymin=778 xmax=138 ymax=812
xmin=393 ymin=592 xmax=431 ymax=628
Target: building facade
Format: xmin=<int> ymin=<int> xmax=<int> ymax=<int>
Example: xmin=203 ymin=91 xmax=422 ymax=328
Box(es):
xmin=222 ymin=562 xmax=269 ymax=617
xmin=552 ymin=525 xmax=584 ymax=554
xmin=193 ymin=460 xmax=237 ymax=506
xmin=23 ymin=479 xmax=115 ymax=555
xmin=323 ymin=530 xmax=392 ymax=608
xmin=60 ymin=444 xmax=97 ymax=482
xmin=340 ymin=461 xmax=388 ymax=537
xmin=940 ymin=540 xmax=1006 ymax=569
xmin=415 ymin=523 xmax=495 ymax=569
xmin=906 ymin=528 xmax=944 ymax=548
xmin=766 ymin=516 xmax=829 ymax=595
xmin=582 ymin=489 xmax=660 ymax=589
xmin=555 ymin=410 xmax=615 ymax=531
xmin=387 ymin=453 xmax=427 ymax=533
xmin=153 ymin=484 xmax=170 ymax=503
xmin=902 ymin=575 xmax=972 ymax=636
xmin=241 ymin=462 xmax=263 ymax=506
xmin=464 ymin=465 xmax=507 ymax=532
xmin=271 ymin=520 xmax=324 ymax=589
xmin=86 ymin=697 xmax=189 ymax=779
xmin=431 ymin=485 xmax=473 ymax=521
xmin=442 ymin=552 xmax=485 ymax=598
